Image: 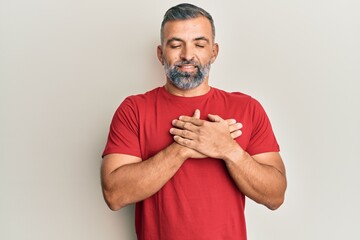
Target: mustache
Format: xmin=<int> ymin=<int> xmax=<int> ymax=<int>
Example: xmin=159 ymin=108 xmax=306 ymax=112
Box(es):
xmin=174 ymin=60 xmax=200 ymax=68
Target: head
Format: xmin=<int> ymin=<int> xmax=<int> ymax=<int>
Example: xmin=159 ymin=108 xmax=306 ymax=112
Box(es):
xmin=160 ymin=3 xmax=216 ymax=44
xmin=157 ymin=4 xmax=219 ymax=90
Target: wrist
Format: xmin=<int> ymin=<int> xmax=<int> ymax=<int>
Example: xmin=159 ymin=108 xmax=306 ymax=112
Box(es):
xmin=169 ymin=142 xmax=191 ymax=160
xmin=222 ymin=142 xmax=247 ymax=164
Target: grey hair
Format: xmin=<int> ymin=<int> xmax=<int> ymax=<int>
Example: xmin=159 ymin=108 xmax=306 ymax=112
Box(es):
xmin=160 ymin=3 xmax=215 ymax=43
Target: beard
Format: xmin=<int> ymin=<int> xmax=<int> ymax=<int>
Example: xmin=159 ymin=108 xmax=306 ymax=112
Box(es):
xmin=163 ymin=59 xmax=211 ymax=90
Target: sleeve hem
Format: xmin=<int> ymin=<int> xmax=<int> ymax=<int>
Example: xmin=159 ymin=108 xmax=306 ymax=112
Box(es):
xmin=102 ymin=148 xmax=142 ymax=159
xmin=247 ymin=146 xmax=280 ymax=156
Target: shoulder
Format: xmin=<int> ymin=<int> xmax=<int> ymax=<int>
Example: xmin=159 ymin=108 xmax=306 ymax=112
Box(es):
xmin=211 ymin=88 xmax=270 ymax=120
xmin=211 ymin=87 xmax=261 ymax=107
xmin=119 ymin=87 xmax=162 ymax=108
xmin=212 ymin=87 xmax=251 ymax=100
xmin=124 ymin=87 xmax=161 ymax=102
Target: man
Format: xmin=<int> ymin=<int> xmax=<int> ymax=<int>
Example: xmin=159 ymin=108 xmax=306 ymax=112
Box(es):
xmin=101 ymin=3 xmax=286 ymax=240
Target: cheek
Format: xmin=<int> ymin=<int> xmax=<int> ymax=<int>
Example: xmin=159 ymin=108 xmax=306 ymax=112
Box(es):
xmin=198 ymin=53 xmax=214 ymax=65
xmin=164 ymin=56 xmax=181 ymax=66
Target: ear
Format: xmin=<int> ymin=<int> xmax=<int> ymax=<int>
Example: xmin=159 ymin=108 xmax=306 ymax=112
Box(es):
xmin=157 ymin=45 xmax=164 ymax=65
xmin=210 ymin=43 xmax=219 ymax=64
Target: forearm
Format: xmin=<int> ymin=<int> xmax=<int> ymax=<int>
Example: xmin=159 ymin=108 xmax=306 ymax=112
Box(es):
xmin=102 ymin=143 xmax=188 ymax=210
xmin=223 ymin=147 xmax=287 ymax=210
xmin=169 ymin=111 xmax=286 ymax=209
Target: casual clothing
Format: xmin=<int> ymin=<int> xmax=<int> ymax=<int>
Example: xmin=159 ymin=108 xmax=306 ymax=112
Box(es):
xmin=103 ymin=86 xmax=279 ymax=240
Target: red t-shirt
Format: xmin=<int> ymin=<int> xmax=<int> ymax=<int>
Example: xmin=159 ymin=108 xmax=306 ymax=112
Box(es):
xmin=103 ymin=86 xmax=279 ymax=240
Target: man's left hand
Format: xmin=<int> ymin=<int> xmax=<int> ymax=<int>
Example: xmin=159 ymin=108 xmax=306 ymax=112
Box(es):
xmin=170 ymin=110 xmax=242 ymax=159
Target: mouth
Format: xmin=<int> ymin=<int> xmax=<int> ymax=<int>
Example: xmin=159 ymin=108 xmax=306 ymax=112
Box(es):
xmin=176 ymin=64 xmax=198 ymax=72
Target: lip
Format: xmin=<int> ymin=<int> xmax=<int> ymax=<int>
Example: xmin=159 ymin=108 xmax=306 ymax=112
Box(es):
xmin=176 ymin=64 xmax=197 ymax=72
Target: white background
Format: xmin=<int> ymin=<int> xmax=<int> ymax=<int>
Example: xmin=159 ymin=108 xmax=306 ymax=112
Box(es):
xmin=1 ymin=0 xmax=359 ymax=239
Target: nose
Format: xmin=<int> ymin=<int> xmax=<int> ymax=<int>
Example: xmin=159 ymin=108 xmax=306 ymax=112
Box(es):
xmin=180 ymin=45 xmax=194 ymax=61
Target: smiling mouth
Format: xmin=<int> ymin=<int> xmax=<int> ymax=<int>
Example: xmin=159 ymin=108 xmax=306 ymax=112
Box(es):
xmin=176 ymin=64 xmax=198 ymax=72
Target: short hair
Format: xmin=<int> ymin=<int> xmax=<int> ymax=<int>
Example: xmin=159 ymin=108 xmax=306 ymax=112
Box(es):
xmin=160 ymin=3 xmax=215 ymax=43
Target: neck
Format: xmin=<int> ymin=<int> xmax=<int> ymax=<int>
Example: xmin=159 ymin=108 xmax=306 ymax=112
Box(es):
xmin=164 ymin=78 xmax=211 ymax=97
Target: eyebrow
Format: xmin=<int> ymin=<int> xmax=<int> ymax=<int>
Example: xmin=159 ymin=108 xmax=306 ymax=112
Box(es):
xmin=166 ymin=36 xmax=210 ymax=45
xmin=166 ymin=37 xmax=183 ymax=45
xmin=194 ymin=37 xmax=210 ymax=43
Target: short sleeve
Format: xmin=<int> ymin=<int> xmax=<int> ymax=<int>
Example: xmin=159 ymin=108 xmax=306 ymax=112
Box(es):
xmin=246 ymin=98 xmax=280 ymax=156
xmin=102 ymin=97 xmax=141 ymax=158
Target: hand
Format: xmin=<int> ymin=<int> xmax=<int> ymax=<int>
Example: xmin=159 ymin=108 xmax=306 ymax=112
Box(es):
xmin=174 ymin=109 xmax=206 ymax=159
xmin=170 ymin=109 xmax=243 ymax=159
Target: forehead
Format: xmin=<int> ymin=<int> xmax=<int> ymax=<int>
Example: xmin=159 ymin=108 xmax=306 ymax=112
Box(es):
xmin=162 ymin=16 xmax=213 ymax=42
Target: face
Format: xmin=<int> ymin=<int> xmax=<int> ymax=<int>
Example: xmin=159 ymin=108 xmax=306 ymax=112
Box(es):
xmin=158 ymin=16 xmax=219 ymax=90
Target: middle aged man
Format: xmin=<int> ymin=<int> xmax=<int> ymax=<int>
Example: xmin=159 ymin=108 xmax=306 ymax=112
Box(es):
xmin=101 ymin=3 xmax=287 ymax=240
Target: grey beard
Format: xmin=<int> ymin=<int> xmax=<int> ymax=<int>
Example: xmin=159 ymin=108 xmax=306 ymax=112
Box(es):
xmin=164 ymin=60 xmax=211 ymax=90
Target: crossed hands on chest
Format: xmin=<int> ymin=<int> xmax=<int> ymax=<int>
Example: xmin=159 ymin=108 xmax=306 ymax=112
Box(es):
xmin=169 ymin=109 xmax=243 ymax=160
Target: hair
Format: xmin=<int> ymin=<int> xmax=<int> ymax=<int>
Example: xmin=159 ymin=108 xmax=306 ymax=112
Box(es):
xmin=160 ymin=3 xmax=215 ymax=43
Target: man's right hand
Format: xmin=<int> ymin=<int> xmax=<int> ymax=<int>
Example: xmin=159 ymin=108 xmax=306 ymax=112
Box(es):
xmin=172 ymin=109 xmax=242 ymax=159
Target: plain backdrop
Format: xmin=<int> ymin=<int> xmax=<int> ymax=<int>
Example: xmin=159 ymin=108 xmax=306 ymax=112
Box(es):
xmin=1 ymin=0 xmax=359 ymax=239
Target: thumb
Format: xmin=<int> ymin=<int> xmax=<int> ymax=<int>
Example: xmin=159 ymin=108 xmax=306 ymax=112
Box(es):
xmin=192 ymin=109 xmax=200 ymax=119
xmin=208 ymin=114 xmax=223 ymax=122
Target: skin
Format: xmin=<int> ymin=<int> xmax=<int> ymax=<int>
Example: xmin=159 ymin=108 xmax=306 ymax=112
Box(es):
xmin=101 ymin=16 xmax=286 ymax=211
xmin=101 ymin=111 xmax=242 ymax=210
xmin=158 ymin=16 xmax=218 ymax=97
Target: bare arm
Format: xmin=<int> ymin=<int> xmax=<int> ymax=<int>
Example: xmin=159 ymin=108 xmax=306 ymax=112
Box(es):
xmin=170 ymin=112 xmax=287 ymax=210
xmin=223 ymin=149 xmax=286 ymax=210
xmin=101 ymin=110 xmax=242 ymax=210
xmin=101 ymin=143 xmax=190 ymax=211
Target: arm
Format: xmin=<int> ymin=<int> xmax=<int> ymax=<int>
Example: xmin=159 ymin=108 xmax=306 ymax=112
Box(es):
xmin=101 ymin=143 xmax=190 ymax=211
xmin=101 ymin=110 xmax=242 ymax=210
xmin=170 ymin=112 xmax=287 ymax=210
xmin=223 ymin=149 xmax=286 ymax=210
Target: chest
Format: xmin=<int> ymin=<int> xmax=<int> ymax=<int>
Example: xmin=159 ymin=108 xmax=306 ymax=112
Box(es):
xmin=138 ymin=97 xmax=253 ymax=159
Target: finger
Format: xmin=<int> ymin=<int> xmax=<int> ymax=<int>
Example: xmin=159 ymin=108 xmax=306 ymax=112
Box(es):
xmin=173 ymin=135 xmax=196 ymax=148
xmin=178 ymin=116 xmax=204 ymax=126
xmin=208 ymin=114 xmax=224 ymax=122
xmin=230 ymin=130 xmax=242 ymax=139
xmin=170 ymin=128 xmax=197 ymax=140
xmin=229 ymin=122 xmax=243 ymax=133
xmin=192 ymin=109 xmax=200 ymax=119
xmin=172 ymin=119 xmax=198 ymax=131
xmin=225 ymin=119 xmax=236 ymax=125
